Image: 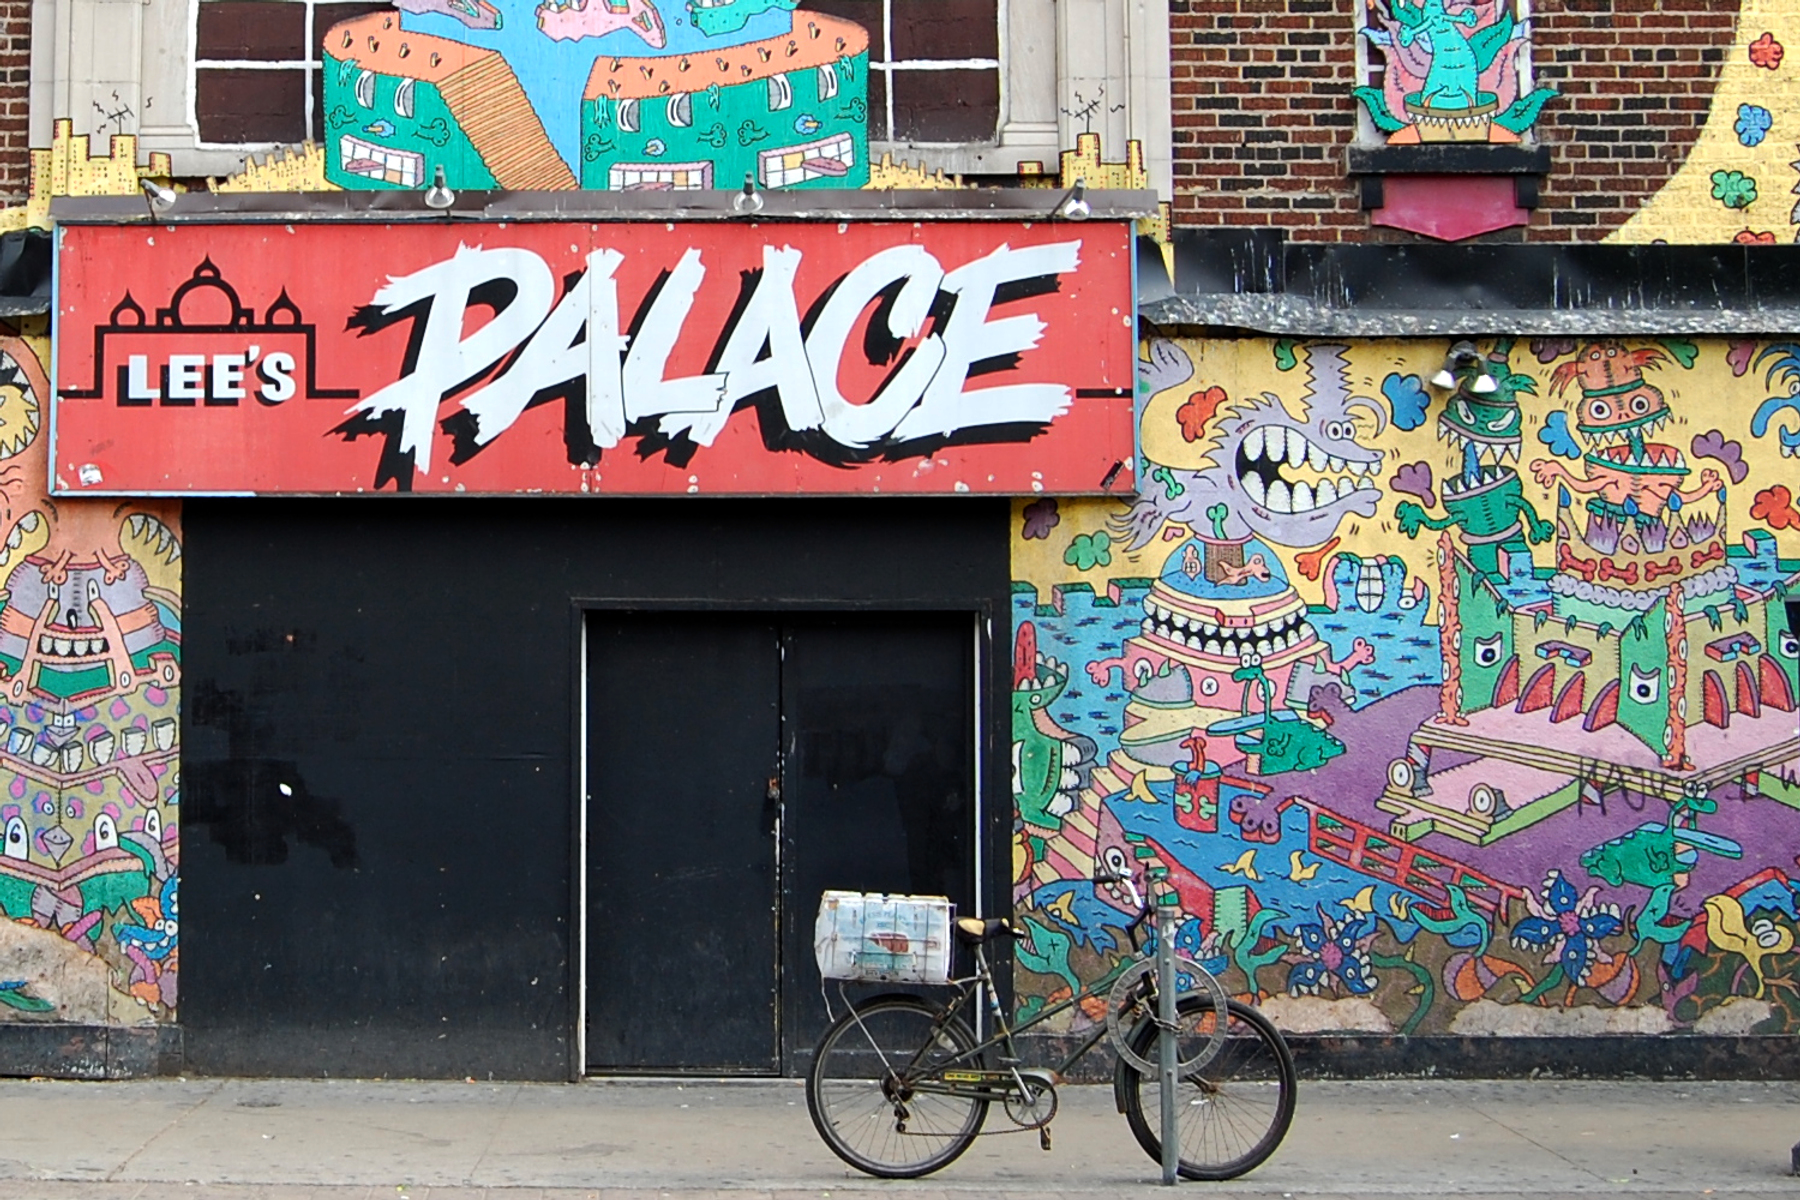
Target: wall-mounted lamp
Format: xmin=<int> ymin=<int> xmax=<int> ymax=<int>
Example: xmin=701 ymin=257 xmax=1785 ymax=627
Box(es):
xmin=1430 ymin=339 xmax=1496 ymax=392
xmin=732 ymin=174 xmax=764 ymax=216
xmin=140 ymin=177 xmax=176 ymax=218
xmin=424 ymin=164 xmax=456 ymax=211
xmin=1055 ymin=178 xmax=1090 ymax=221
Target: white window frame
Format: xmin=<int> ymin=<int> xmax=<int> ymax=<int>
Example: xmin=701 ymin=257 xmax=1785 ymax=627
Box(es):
xmin=191 ymin=0 xmax=330 ymax=152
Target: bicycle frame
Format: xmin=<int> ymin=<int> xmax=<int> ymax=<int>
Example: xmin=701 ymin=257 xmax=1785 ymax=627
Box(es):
xmin=839 ymin=923 xmax=1156 ymax=1107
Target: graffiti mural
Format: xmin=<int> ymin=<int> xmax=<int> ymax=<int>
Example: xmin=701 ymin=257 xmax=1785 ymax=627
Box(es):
xmin=1611 ymin=0 xmax=1800 ymax=243
xmin=0 ymin=325 xmax=180 ymax=1026
xmin=1013 ymin=336 xmax=1800 ymax=1037
xmin=1353 ymin=0 xmax=1557 ymax=144
xmin=320 ymin=0 xmax=870 ymax=190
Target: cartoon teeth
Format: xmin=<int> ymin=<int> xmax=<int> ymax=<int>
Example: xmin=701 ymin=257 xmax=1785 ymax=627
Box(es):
xmin=1590 ymin=442 xmax=1688 ymax=472
xmin=1442 ymin=465 xmax=1516 ymax=498
xmin=1237 ymin=424 xmax=1379 ymax=513
xmin=1141 ymin=600 xmax=1314 ymax=663
xmin=1583 ymin=412 xmax=1671 ymax=445
xmin=34 ymin=632 xmax=108 ymax=658
xmin=124 ymin=513 xmax=181 ymax=563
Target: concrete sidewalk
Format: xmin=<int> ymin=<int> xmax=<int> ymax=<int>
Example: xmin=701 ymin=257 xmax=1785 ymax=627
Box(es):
xmin=1 ymin=1076 xmax=1797 ymax=1200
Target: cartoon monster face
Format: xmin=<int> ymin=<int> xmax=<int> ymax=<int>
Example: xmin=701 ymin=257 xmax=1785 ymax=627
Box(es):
xmin=1549 ymin=341 xmax=1674 ymax=444
xmin=0 ymin=552 xmax=170 ymax=709
xmin=1439 ymin=389 xmax=1521 ymax=458
xmin=0 ymin=346 xmax=43 ymax=460
xmin=4 ymin=789 xmax=72 ymax=867
xmin=1576 ymin=384 xmax=1672 ymax=444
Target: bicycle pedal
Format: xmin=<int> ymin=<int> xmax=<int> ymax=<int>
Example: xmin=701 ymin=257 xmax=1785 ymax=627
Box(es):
xmin=1039 ymin=1126 xmax=1053 ymax=1152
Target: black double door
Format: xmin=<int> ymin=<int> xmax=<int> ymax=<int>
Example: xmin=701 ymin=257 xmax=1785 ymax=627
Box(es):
xmin=584 ymin=611 xmax=975 ymax=1075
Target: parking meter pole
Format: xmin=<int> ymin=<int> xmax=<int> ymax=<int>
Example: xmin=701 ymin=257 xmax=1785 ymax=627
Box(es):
xmin=1157 ymin=893 xmax=1179 ymax=1185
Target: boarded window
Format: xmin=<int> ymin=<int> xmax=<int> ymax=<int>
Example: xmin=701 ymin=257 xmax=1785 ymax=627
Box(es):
xmin=803 ymin=0 xmax=1000 ymax=142
xmin=196 ymin=0 xmax=390 ymax=145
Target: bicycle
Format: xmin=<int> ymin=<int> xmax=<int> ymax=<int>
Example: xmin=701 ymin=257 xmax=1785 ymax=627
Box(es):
xmin=805 ymin=870 xmax=1296 ymax=1180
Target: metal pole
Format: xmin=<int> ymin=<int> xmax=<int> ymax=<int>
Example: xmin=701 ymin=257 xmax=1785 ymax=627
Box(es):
xmin=1156 ymin=891 xmax=1179 ymax=1186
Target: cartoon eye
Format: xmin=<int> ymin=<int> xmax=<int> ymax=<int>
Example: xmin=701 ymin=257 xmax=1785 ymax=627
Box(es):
xmin=64 ymin=799 xmax=81 ymax=819
xmin=36 ymin=795 xmax=52 ymax=815
xmin=93 ymin=812 xmax=116 ymax=850
xmin=1605 ymin=346 xmax=1618 ymax=358
xmin=1629 ymin=395 xmax=1652 ymax=415
xmin=1398 ymin=590 xmax=1420 ymax=610
xmin=86 ymin=577 xmax=99 ymax=601
xmin=1102 ymin=845 xmax=1130 ymax=876
xmin=144 ymin=807 xmax=161 ymax=839
xmin=355 ymin=70 xmax=376 ymax=108
xmin=394 ymin=78 xmax=415 ymax=119
xmin=1587 ymin=400 xmax=1611 ymax=422
xmin=617 ymin=98 xmax=640 ymax=133
xmin=1629 ymin=665 xmax=1661 ymax=704
xmin=2 ymin=815 xmax=23 ymax=860
xmin=1588 ymin=349 xmax=1603 ymax=361
xmin=1779 ymin=630 xmax=1798 ymax=660
xmin=1473 ymin=633 xmax=1503 ymax=668
xmin=45 ymin=582 xmax=57 ymax=600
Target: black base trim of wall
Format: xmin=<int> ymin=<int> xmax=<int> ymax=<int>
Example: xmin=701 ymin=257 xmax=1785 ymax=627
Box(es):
xmin=1288 ymin=1035 xmax=1800 ymax=1080
xmin=0 ymin=1024 xmax=183 ymax=1079
xmin=6 ymin=1024 xmax=1800 ymax=1081
xmin=1023 ymin=1033 xmax=1800 ymax=1083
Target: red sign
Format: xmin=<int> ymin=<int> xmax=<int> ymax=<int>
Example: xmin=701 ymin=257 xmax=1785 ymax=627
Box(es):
xmin=53 ymin=221 xmax=1136 ymax=495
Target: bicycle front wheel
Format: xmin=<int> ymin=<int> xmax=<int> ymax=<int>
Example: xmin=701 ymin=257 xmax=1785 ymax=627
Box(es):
xmin=806 ymin=994 xmax=988 ymax=1178
xmin=1118 ymin=994 xmax=1296 ymax=1180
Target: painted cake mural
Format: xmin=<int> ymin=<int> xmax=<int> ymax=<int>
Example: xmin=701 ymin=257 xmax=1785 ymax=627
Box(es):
xmin=323 ymin=0 xmax=870 ymax=190
xmin=1013 ymin=337 xmax=1800 ymax=1038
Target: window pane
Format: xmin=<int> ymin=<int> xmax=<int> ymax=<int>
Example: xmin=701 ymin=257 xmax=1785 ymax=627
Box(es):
xmin=890 ymin=68 xmax=997 ymax=142
xmin=890 ymin=0 xmax=996 ymax=62
xmin=867 ymin=68 xmax=889 ymax=142
xmin=197 ymin=68 xmax=308 ymax=142
xmin=196 ymin=0 xmax=306 ymax=62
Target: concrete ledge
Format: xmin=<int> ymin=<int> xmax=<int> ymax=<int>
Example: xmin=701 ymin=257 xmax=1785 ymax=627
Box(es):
xmin=0 ymin=1023 xmax=183 ymax=1079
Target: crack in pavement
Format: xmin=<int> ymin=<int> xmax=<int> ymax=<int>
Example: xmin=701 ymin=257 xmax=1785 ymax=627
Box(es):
xmin=1462 ymin=1097 xmax=1611 ymax=1186
xmin=464 ymin=1083 xmax=524 ymax=1187
xmin=106 ymin=1081 xmax=229 ymax=1184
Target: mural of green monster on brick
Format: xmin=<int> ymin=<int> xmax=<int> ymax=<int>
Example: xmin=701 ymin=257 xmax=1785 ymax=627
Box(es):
xmin=1012 ymin=335 xmax=1800 ymax=1041
xmin=321 ymin=0 xmax=869 ymax=191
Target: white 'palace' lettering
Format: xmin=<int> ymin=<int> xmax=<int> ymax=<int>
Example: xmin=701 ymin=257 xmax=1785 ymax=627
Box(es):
xmin=349 ymin=239 xmax=1083 ymax=473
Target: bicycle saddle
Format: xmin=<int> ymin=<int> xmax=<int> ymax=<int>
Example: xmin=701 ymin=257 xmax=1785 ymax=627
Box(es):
xmin=954 ymin=916 xmax=1026 ymax=944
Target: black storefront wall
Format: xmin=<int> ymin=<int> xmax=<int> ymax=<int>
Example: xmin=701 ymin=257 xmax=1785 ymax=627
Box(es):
xmin=179 ymin=496 xmax=1011 ymax=1080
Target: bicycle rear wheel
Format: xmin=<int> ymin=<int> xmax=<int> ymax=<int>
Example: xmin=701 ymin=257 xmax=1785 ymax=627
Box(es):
xmin=806 ymin=994 xmax=988 ymax=1178
xmin=1117 ymin=994 xmax=1296 ymax=1180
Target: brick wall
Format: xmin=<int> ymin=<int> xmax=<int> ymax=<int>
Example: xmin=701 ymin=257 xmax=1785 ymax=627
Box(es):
xmin=0 ymin=0 xmax=26 ymax=204
xmin=1169 ymin=0 xmax=1739 ymax=241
